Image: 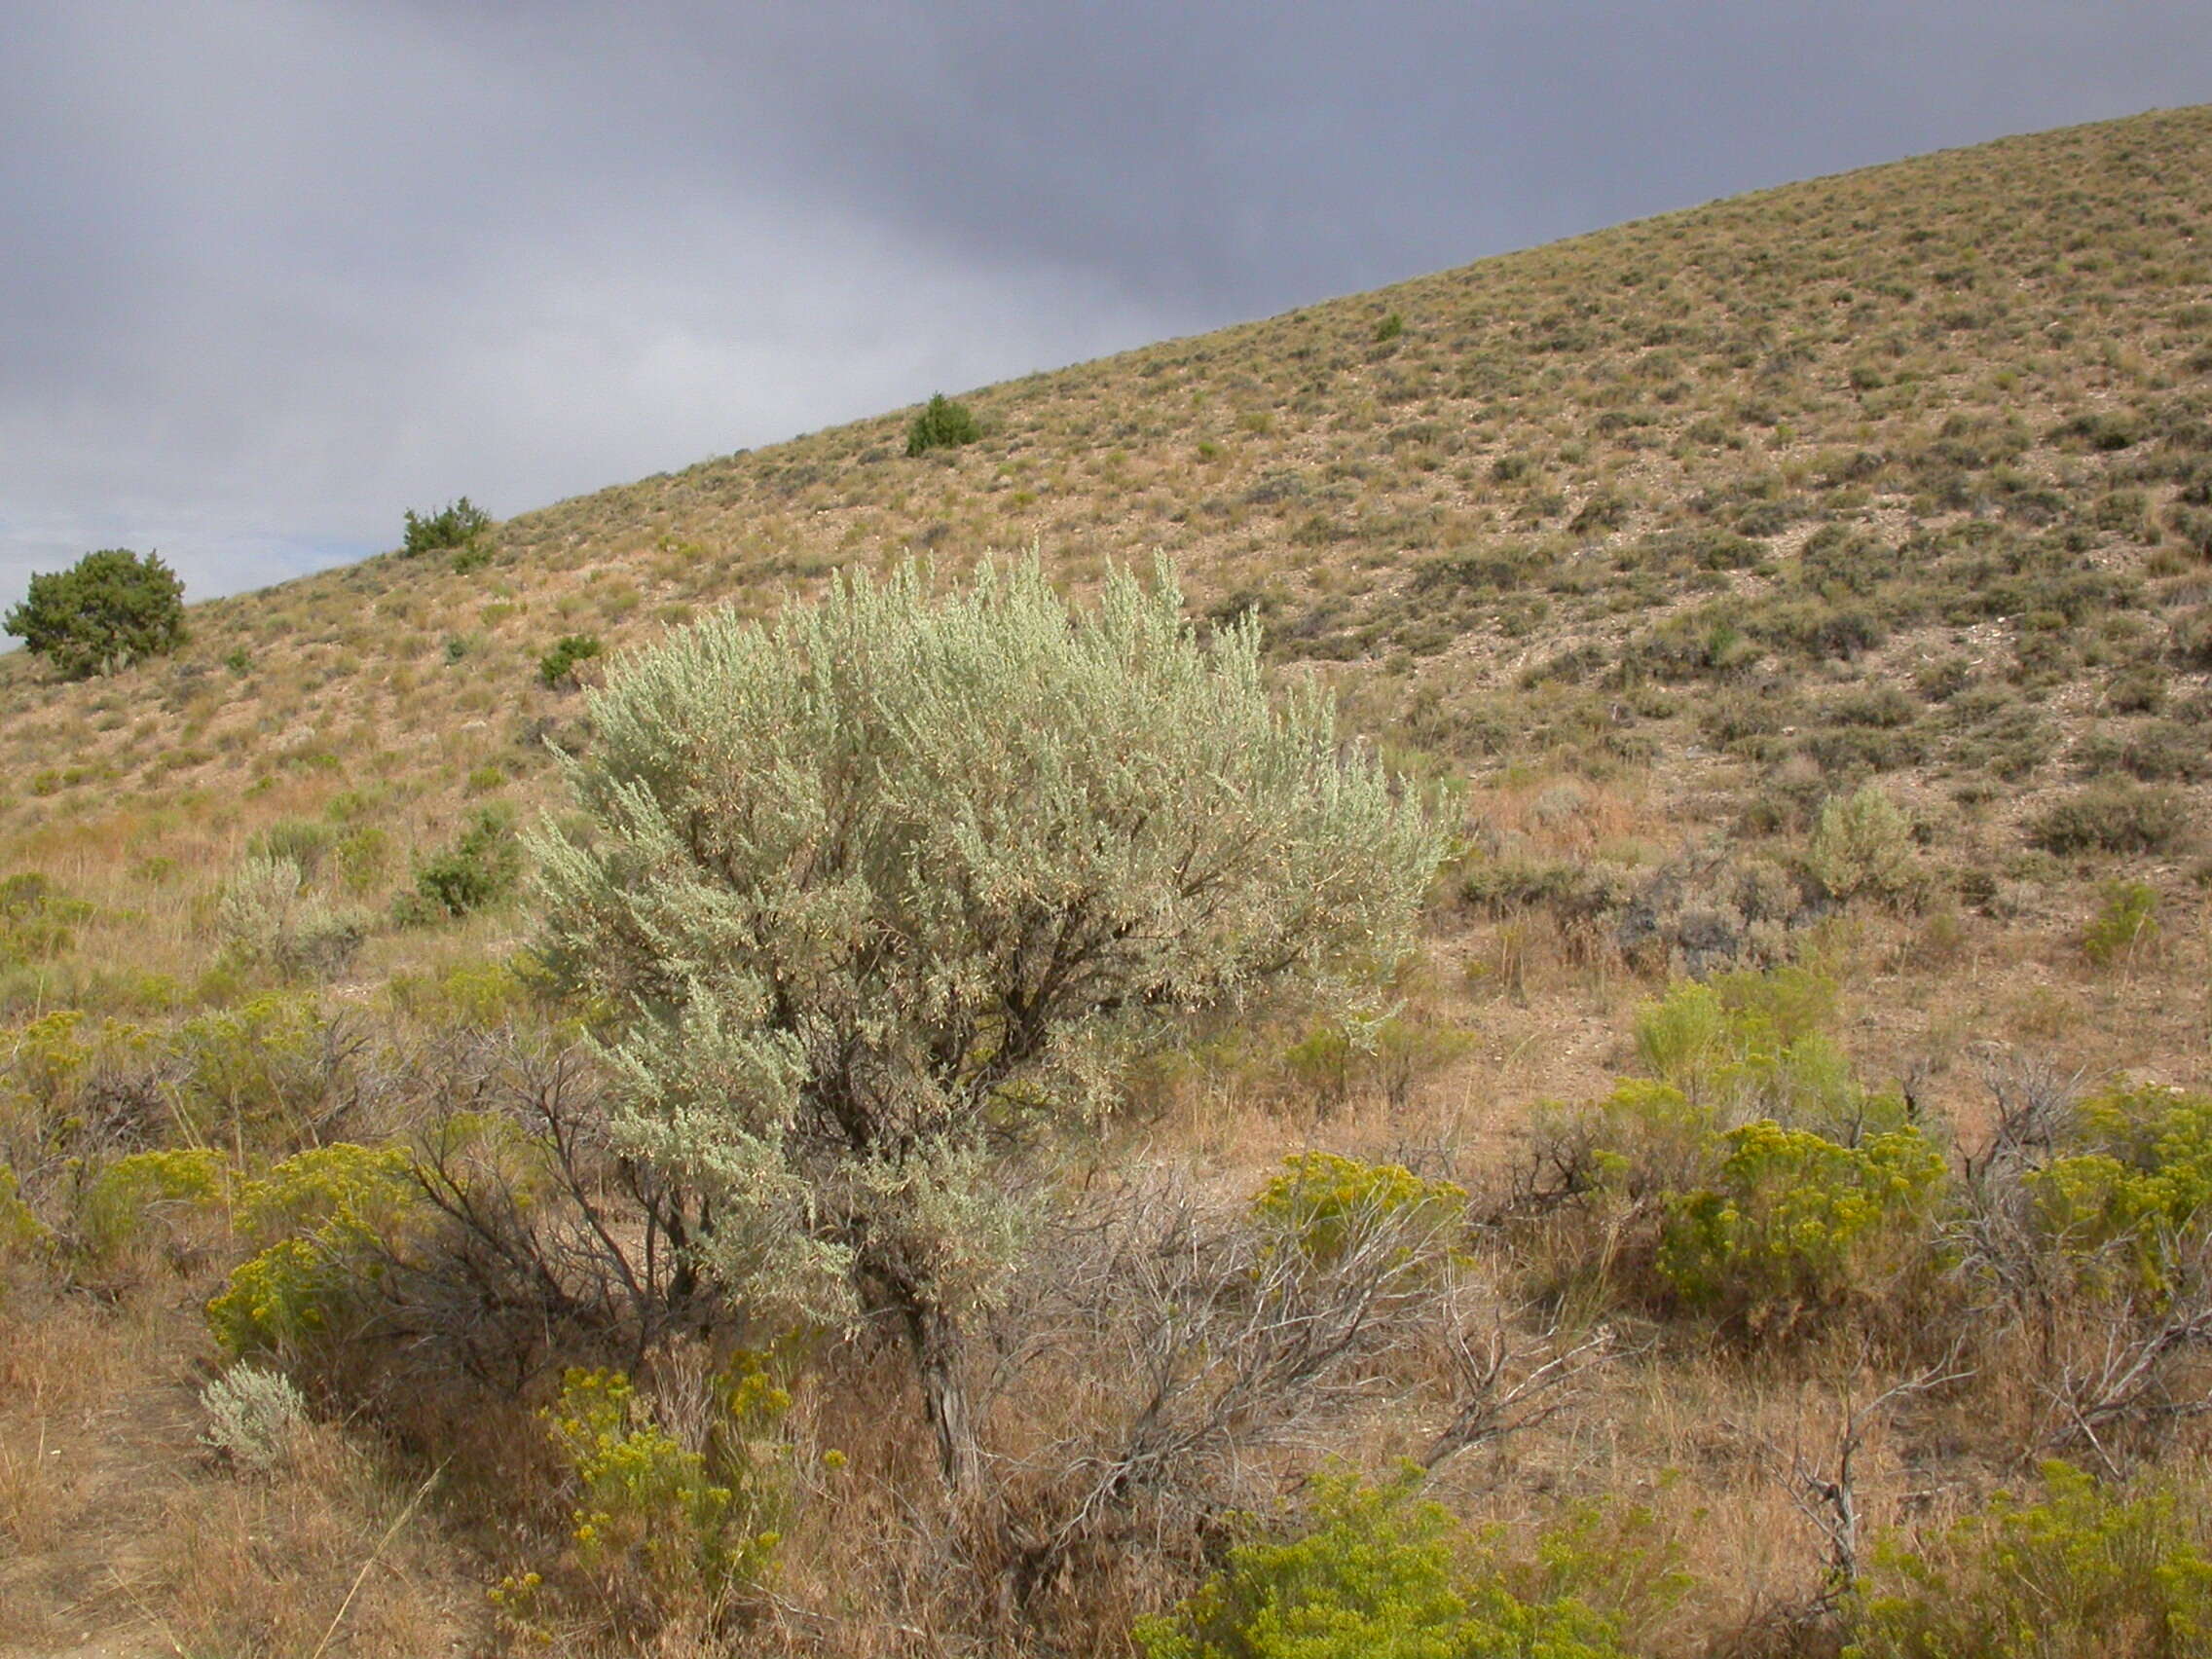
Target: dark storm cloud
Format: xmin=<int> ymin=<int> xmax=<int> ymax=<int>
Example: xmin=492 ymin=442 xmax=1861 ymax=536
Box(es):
xmin=3 ymin=0 xmax=2207 ymax=608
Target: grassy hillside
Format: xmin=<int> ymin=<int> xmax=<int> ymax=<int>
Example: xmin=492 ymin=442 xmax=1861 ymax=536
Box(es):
xmin=3 ymin=106 xmax=2211 ymax=1658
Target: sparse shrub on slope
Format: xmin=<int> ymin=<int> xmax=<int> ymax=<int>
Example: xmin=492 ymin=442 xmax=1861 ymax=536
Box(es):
xmin=1807 ymin=785 xmax=1917 ymax=903
xmin=904 ymin=391 xmax=982 ymax=456
xmin=1612 ymin=842 xmax=1810 ymax=977
xmin=536 ymin=632 xmax=603 ymax=689
xmin=2081 ymin=879 xmax=2160 ymax=968
xmin=400 ymin=497 xmax=491 ymax=557
xmin=2029 ymin=782 xmax=2190 ymax=854
xmin=5 ymin=547 xmax=186 ymax=680
xmin=401 ymin=803 xmax=522 ymax=922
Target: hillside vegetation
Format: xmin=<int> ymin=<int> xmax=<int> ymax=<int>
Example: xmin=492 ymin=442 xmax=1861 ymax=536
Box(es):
xmin=2 ymin=106 xmax=2211 ymax=1659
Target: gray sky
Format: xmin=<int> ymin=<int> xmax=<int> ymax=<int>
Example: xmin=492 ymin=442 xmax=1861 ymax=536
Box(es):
xmin=3 ymin=1 xmax=2207 ymax=610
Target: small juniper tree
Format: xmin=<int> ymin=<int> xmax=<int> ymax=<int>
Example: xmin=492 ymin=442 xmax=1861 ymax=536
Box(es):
xmin=534 ymin=559 xmax=1441 ymax=1488
xmin=401 ymin=497 xmax=491 ymax=557
xmin=5 ymin=548 xmax=186 ymax=679
xmin=904 ymin=392 xmax=982 ymax=457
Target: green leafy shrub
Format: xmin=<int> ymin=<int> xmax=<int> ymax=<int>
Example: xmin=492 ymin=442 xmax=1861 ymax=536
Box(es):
xmin=0 ymin=1162 xmax=50 ymax=1262
xmin=537 ymin=633 xmax=604 ymax=689
xmin=0 ymin=873 xmax=93 ymax=966
xmin=2029 ymin=783 xmax=2190 ymax=854
xmin=904 ymin=392 xmax=982 ymax=457
xmin=1631 ymin=970 xmax=1874 ymax=1133
xmin=1807 ymin=785 xmax=1916 ymax=902
xmin=541 ymin=1362 xmax=789 ymax=1624
xmin=204 ymin=1142 xmax=418 ymax=1359
xmin=1531 ymin=1079 xmax=1720 ymax=1205
xmin=1279 ymin=1014 xmax=1476 ymax=1111
xmin=1135 ymin=1464 xmax=1641 ymax=1659
xmin=405 ymin=803 xmax=522 ymax=921
xmin=385 ymin=954 xmax=535 ymax=1028
xmin=1852 ymin=1461 xmax=2212 ymax=1658
xmin=2082 ymin=880 xmax=2160 ymax=967
xmin=401 ymin=497 xmax=492 ymax=556
xmin=4 ymin=547 xmax=186 ymax=679
xmin=177 ymin=992 xmax=330 ymax=1133
xmin=1656 ymin=1119 xmax=1946 ymax=1321
xmin=249 ymin=819 xmax=336 ymax=879
xmin=332 ymin=826 xmax=394 ymax=896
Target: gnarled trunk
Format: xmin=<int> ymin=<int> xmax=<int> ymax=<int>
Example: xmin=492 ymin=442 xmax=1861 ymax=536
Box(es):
xmin=902 ymin=1295 xmax=980 ymax=1493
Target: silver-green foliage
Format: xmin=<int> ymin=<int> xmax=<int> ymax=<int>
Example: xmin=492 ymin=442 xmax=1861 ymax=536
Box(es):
xmin=534 ymin=559 xmax=1440 ymax=1469
xmin=200 ymin=1362 xmax=310 ymax=1476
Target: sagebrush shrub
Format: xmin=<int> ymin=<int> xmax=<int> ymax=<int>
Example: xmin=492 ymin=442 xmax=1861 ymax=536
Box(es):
xmin=216 ymin=854 xmax=302 ymax=964
xmin=534 ymin=558 xmax=1439 ymax=1489
xmin=1807 ymin=785 xmax=1915 ymax=902
xmin=215 ymin=856 xmax=367 ymax=980
xmin=200 ymin=1363 xmax=311 ymax=1476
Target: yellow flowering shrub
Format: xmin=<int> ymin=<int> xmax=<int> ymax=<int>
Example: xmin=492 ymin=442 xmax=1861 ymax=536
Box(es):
xmin=1657 ymin=1121 xmax=1946 ymax=1319
xmin=541 ymin=1360 xmax=790 ymax=1621
xmin=1252 ymin=1152 xmax=1467 ymax=1266
xmin=1852 ymin=1461 xmax=2212 ymax=1658
xmin=2028 ymin=1084 xmax=2212 ymax=1298
xmin=0 ymin=1161 xmax=49 ymax=1260
xmin=1136 ymin=1463 xmax=1682 ymax=1659
xmin=204 ymin=1142 xmax=417 ymax=1357
xmin=78 ymin=1146 xmax=227 ymax=1260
